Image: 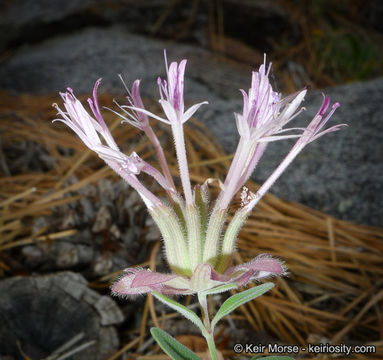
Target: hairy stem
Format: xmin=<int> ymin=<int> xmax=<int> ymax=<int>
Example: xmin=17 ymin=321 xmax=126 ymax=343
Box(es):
xmin=205 ymin=333 xmax=218 ymax=360
xmin=198 ymin=293 xmax=218 ymax=360
xmin=171 ymin=121 xmax=193 ymax=205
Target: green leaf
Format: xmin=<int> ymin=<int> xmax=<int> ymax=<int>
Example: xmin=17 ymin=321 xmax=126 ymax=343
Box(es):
xmin=211 ymin=283 xmax=274 ymax=329
xmin=151 ymin=327 xmax=201 ymax=360
xmin=250 ymin=356 xmax=295 ymax=360
xmin=201 ymin=282 xmax=238 ymax=296
xmin=152 ymin=291 xmax=206 ymax=333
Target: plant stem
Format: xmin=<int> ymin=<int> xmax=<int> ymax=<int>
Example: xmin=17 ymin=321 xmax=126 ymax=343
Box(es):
xmin=205 ymin=332 xmax=218 ymax=360
xmin=198 ymin=293 xmax=219 ymax=360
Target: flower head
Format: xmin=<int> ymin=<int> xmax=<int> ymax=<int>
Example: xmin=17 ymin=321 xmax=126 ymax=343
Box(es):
xmin=158 ymin=55 xmax=187 ymax=115
xmin=128 ymin=51 xmax=208 ymax=126
xmin=215 ymin=57 xmax=344 ymax=211
xmin=53 ymin=83 xmax=118 ymax=153
xmin=109 ymin=78 xmax=150 ymax=131
xmin=53 ymin=81 xmax=175 ymax=210
xmin=235 ymin=57 xmax=307 ymax=143
xmin=53 ymin=51 xmax=345 ymax=299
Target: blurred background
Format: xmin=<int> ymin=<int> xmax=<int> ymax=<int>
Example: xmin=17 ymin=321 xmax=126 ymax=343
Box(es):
xmin=0 ymin=0 xmax=382 ymax=91
xmin=0 ymin=1 xmax=383 ymax=359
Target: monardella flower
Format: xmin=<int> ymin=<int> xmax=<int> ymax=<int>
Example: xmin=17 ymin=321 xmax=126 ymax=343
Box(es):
xmin=130 ymin=51 xmax=208 ymax=126
xmin=110 ymin=77 xmax=176 ymax=191
xmin=217 ymin=57 xmax=308 ymax=211
xmin=54 ymin=52 xmax=345 ymax=299
xmin=128 ymin=51 xmax=208 ymax=205
xmin=53 ymin=81 xmax=174 ymax=210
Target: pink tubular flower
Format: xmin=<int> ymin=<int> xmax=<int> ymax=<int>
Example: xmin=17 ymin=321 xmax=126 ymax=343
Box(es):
xmin=203 ymin=58 xmax=345 ymax=267
xmin=241 ymin=94 xmax=344 ymax=211
xmin=111 ymin=254 xmax=286 ymax=297
xmin=53 ymin=80 xmax=174 ymax=209
xmin=127 ymin=51 xmax=208 ymax=126
xmin=215 ymin=59 xmax=308 ymax=211
xmin=110 ymin=76 xmax=176 ymax=191
xmin=214 ymin=95 xmax=345 ymax=272
xmin=235 ymin=59 xmax=307 ymax=143
xmin=215 ymin=56 xmax=337 ymax=211
xmin=156 ymin=51 xmax=208 ymax=124
xmin=109 ymin=78 xmax=150 ymax=131
xmin=53 ymin=84 xmax=118 ymax=153
xmin=126 ymin=51 xmax=208 ymax=205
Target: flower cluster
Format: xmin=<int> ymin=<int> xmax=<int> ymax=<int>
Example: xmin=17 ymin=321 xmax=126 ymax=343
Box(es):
xmin=54 ymin=52 xmax=345 ymax=298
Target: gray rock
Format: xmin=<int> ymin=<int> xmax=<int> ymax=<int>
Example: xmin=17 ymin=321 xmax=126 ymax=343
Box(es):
xmin=1 ymin=0 xmax=97 ymax=27
xmin=0 ymin=26 xmax=249 ymax=100
xmin=0 ymin=0 xmax=288 ymax=52
xmin=0 ymin=26 xmax=381 ymax=225
xmin=0 ymin=0 xmax=100 ymax=51
xmin=0 ymin=272 xmax=123 ymax=359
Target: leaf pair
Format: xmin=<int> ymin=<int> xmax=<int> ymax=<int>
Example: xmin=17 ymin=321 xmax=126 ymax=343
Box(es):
xmin=151 ymin=329 xmax=294 ymax=360
xmin=152 ymin=283 xmax=276 ymax=360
